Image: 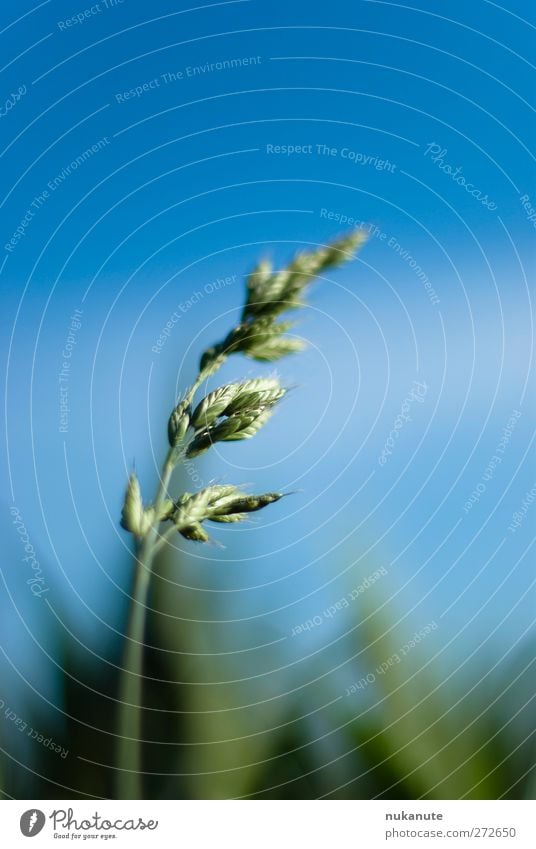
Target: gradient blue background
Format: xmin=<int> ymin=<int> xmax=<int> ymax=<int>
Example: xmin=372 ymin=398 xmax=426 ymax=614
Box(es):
xmin=0 ymin=0 xmax=534 ymax=797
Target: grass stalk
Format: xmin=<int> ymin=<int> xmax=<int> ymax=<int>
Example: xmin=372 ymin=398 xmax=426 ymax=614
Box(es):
xmin=115 ymin=230 xmax=365 ymax=798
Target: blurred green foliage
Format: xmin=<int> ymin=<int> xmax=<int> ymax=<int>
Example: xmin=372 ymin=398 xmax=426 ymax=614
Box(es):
xmin=1 ymin=551 xmax=534 ymax=800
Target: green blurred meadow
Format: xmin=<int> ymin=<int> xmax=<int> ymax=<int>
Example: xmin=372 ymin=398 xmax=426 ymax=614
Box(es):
xmin=2 ymin=541 xmax=533 ymax=801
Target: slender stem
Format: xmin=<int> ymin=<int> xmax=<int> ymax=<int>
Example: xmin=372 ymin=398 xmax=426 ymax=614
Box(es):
xmin=116 ymin=538 xmax=150 ymax=799
xmin=153 ymin=523 xmax=181 ymax=556
xmin=115 ymin=364 xmax=224 ymax=799
xmin=116 ymin=452 xmax=174 ymax=800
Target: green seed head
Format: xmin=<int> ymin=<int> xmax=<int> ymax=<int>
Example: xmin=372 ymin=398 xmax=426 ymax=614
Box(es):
xmin=242 ymin=228 xmax=367 ymax=324
xmin=174 ymin=485 xmax=240 ymax=524
xmin=186 ymin=377 xmax=285 ymax=458
xmin=199 ymin=347 xmax=227 ymax=376
xmin=244 ymin=336 xmax=306 ymax=362
xmin=220 ymin=408 xmax=274 ymax=441
xmin=157 ymin=499 xmax=175 ymax=521
xmin=209 ymin=513 xmax=248 ymax=523
xmin=179 ymin=523 xmax=210 ymax=542
xmin=190 ymin=384 xmax=241 ymax=430
xmin=172 ymin=486 xmax=286 ymax=536
xmin=122 ymin=229 xmax=365 ymax=549
xmin=120 ymin=474 xmax=154 ymax=536
xmin=209 ymin=491 xmax=285 ymax=522
xmin=223 ymin=377 xmax=285 ymax=415
xmin=168 ymin=399 xmax=191 ymax=447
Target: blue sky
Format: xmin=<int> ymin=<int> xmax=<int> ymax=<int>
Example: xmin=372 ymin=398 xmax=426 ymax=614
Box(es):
xmin=0 ymin=0 xmax=534 ymax=733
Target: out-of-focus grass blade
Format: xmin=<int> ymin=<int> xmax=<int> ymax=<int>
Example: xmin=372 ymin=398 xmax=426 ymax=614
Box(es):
xmin=151 ymin=548 xmax=293 ymax=799
xmin=345 ymin=589 xmax=528 ymax=799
